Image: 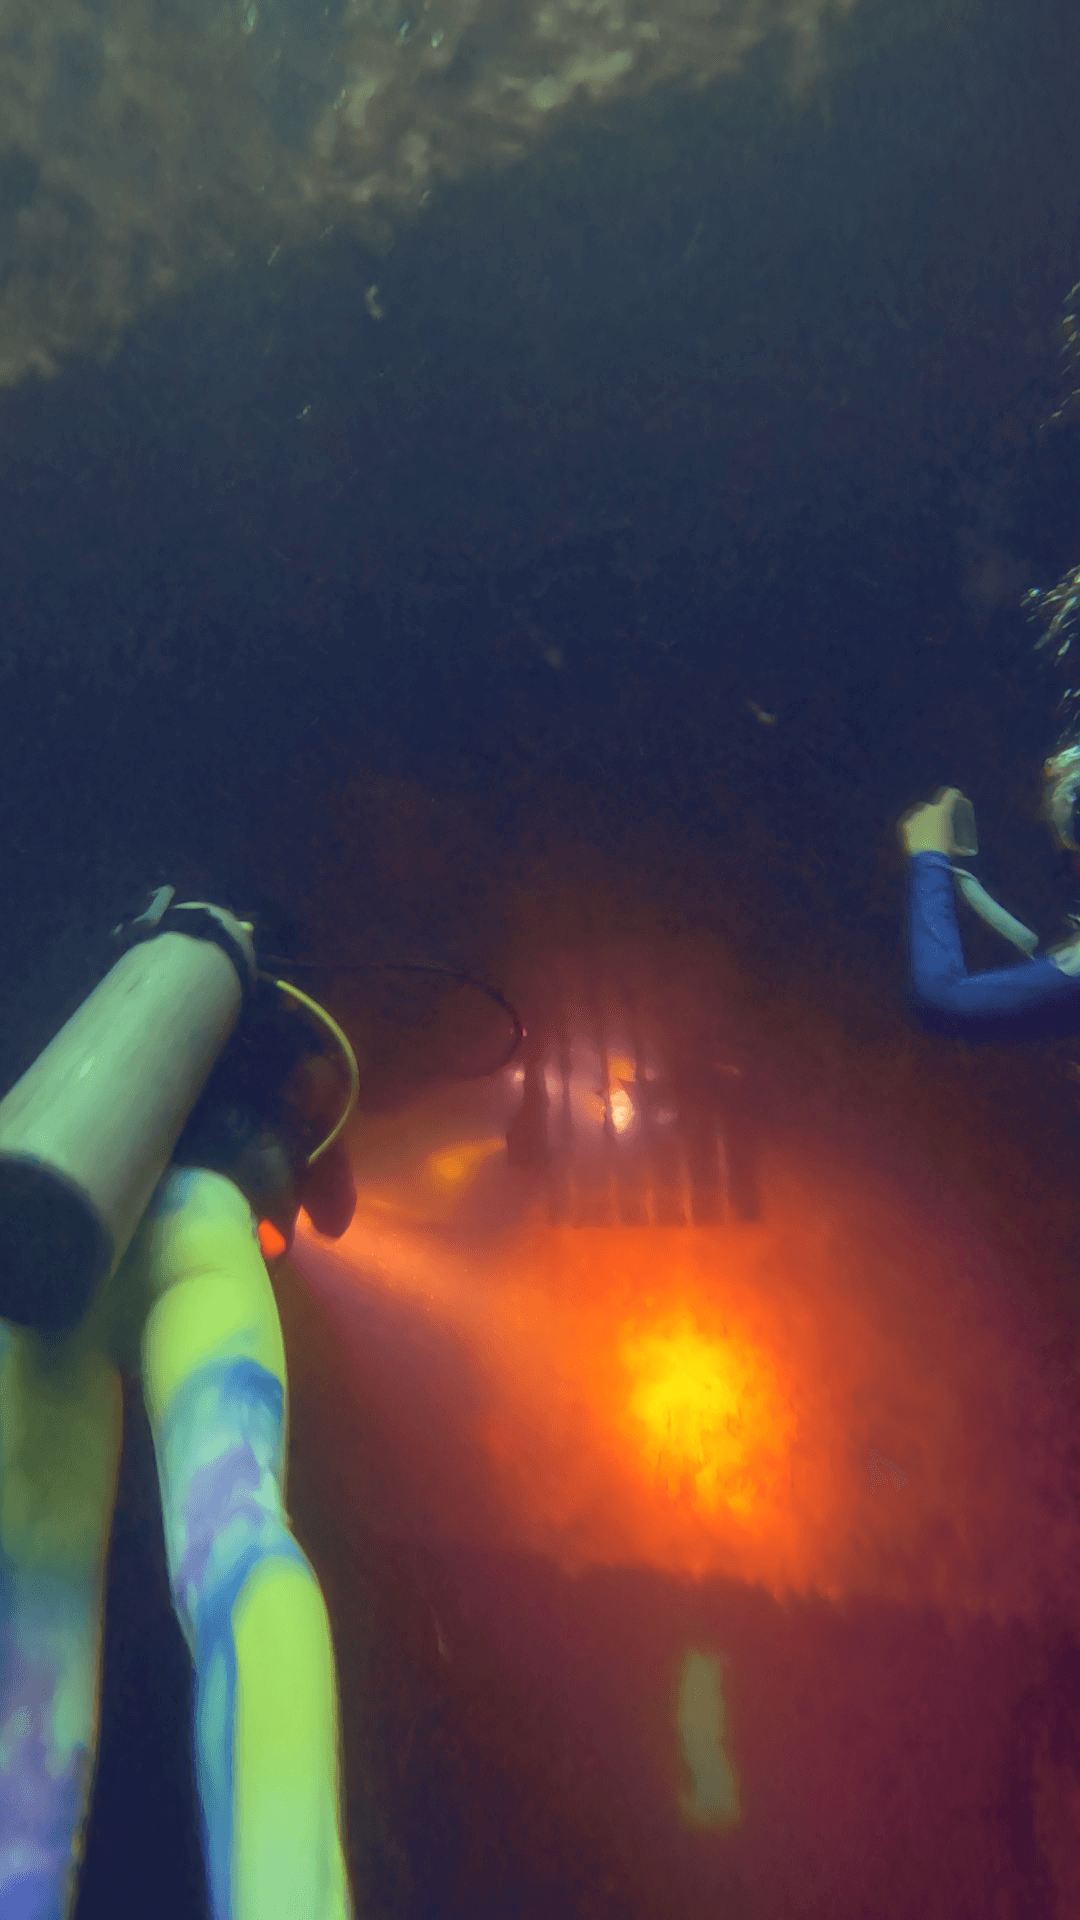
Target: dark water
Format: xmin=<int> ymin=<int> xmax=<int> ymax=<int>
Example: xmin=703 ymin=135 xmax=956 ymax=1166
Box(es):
xmin=2 ymin=0 xmax=1080 ymax=1911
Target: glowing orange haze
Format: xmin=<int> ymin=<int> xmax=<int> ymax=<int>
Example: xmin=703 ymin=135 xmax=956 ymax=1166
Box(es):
xmin=295 ymin=1140 xmax=1080 ymax=1628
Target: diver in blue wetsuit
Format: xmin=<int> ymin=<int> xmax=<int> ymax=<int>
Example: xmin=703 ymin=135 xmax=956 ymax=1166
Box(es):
xmin=902 ymin=785 xmax=1080 ymax=1041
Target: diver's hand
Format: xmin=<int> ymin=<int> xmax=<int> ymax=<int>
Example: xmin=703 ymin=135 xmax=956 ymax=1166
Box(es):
xmin=174 ymin=1108 xmax=355 ymax=1255
xmin=900 ymin=788 xmax=964 ymax=857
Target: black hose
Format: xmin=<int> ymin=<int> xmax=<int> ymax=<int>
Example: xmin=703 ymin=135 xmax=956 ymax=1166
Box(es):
xmin=259 ymin=956 xmax=526 ymax=1080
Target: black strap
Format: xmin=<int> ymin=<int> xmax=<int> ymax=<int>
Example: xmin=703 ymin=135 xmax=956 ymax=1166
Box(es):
xmin=115 ymin=900 xmax=256 ymax=1008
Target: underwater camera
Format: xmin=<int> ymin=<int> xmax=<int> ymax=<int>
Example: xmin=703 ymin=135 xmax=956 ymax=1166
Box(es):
xmin=948 ymin=794 xmax=978 ymax=858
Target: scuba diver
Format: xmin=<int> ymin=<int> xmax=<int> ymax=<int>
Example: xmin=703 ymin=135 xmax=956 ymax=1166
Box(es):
xmin=902 ymin=753 xmax=1080 ymax=1039
xmin=0 ymin=890 xmax=360 ymax=1920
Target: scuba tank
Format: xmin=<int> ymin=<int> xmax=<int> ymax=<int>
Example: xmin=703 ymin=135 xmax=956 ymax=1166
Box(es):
xmin=0 ymin=886 xmax=517 ymax=1335
xmin=0 ymin=889 xmax=257 ymax=1336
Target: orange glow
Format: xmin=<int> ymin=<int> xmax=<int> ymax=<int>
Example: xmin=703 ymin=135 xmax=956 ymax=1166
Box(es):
xmin=428 ymin=1137 xmax=506 ymax=1184
xmin=294 ymin=1139 xmax=1080 ymax=1625
xmin=619 ymin=1314 xmax=795 ymax=1521
xmin=258 ymin=1219 xmax=288 ymax=1260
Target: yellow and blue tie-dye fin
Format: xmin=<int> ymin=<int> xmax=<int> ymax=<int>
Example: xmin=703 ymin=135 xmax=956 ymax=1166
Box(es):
xmin=0 ymin=1318 xmax=122 ymax=1918
xmin=132 ymin=1168 xmax=289 ymax=1420
xmin=132 ymin=1168 xmax=353 ymax=1920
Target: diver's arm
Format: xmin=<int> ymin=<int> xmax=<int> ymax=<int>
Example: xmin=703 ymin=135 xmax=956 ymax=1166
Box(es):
xmin=907 ymin=850 xmax=1080 ymax=1036
xmin=901 ymin=789 xmax=1080 ymax=1036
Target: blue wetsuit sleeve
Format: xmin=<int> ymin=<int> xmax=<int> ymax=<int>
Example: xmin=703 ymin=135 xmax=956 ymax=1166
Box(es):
xmin=908 ymin=851 xmax=1080 ymax=1039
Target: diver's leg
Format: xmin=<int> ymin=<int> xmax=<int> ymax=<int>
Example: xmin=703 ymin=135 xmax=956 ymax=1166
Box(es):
xmin=153 ymin=1357 xmax=353 ymax=1920
xmin=0 ymin=1318 xmax=123 ymax=1920
xmin=135 ymin=1170 xmax=353 ymax=1920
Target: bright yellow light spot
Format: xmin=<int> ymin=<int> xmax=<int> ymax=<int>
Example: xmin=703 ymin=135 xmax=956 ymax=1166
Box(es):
xmin=609 ymin=1088 xmax=634 ymax=1133
xmin=621 ymin=1316 xmax=790 ymax=1518
xmin=608 ymin=1053 xmax=636 ymax=1083
xmin=676 ymin=1650 xmax=740 ymax=1828
xmin=427 ymin=1137 xmax=505 ymax=1184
